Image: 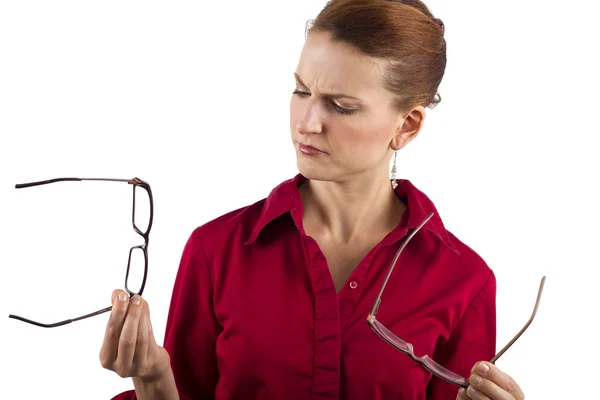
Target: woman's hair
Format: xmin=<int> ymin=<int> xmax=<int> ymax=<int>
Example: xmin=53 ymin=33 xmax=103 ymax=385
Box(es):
xmin=307 ymin=0 xmax=447 ymax=110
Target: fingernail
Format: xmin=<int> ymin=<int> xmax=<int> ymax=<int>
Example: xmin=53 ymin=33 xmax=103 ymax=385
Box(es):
xmin=467 ymin=386 xmax=480 ymax=396
xmin=472 ymin=374 xmax=483 ymax=385
xmin=131 ymin=295 xmax=141 ymax=305
xmin=477 ymin=363 xmax=489 ymax=374
xmin=118 ymin=292 xmax=128 ymax=302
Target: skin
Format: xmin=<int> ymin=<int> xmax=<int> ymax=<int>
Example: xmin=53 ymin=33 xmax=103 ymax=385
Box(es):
xmin=457 ymin=362 xmax=525 ymax=400
xmin=290 ymin=32 xmax=422 ymax=247
xmin=99 ymin=290 xmax=179 ymax=400
xmin=98 ymin=29 xmax=524 ymax=400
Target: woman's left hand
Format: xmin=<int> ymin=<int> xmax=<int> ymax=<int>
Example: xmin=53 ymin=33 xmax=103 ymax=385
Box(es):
xmin=456 ymin=361 xmax=524 ymax=400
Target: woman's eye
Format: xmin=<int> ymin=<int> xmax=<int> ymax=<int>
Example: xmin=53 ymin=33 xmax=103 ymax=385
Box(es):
xmin=293 ymin=89 xmax=310 ymax=98
xmin=293 ymin=89 xmax=356 ymax=116
xmin=331 ymin=102 xmax=356 ymax=115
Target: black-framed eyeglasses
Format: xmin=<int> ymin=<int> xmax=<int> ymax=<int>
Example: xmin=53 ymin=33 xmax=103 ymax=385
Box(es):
xmin=8 ymin=177 xmax=154 ymax=328
xmin=366 ymin=212 xmax=546 ymax=388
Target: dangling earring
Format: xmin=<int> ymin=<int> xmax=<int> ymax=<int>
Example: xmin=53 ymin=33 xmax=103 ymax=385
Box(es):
xmin=390 ymin=150 xmax=398 ymax=189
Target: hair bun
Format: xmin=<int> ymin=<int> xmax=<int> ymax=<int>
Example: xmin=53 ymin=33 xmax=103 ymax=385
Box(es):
xmin=435 ymin=18 xmax=445 ymax=33
xmin=395 ymin=1 xmax=444 ymax=34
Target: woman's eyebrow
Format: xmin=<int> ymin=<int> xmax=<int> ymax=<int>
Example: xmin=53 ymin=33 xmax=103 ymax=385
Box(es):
xmin=293 ymin=72 xmax=362 ymax=101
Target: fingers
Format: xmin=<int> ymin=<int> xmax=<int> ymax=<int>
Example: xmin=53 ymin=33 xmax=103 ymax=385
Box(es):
xmin=467 ymin=362 xmax=524 ymax=400
xmin=99 ymin=289 xmax=167 ymax=383
xmin=457 ymin=387 xmax=471 ymax=400
xmin=116 ymin=294 xmax=144 ymax=375
xmin=459 ymin=386 xmax=492 ymax=400
xmin=100 ymin=289 xmax=130 ymax=371
xmin=100 ymin=289 xmax=148 ymax=378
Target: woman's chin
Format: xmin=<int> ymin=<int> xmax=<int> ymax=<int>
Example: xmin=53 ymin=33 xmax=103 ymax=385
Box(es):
xmin=296 ymin=160 xmax=340 ymax=182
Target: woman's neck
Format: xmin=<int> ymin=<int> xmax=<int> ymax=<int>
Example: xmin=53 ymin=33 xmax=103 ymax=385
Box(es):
xmin=299 ymin=174 xmax=405 ymax=244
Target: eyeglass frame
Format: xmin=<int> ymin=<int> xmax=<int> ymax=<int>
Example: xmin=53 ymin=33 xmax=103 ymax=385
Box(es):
xmin=366 ymin=211 xmax=546 ymax=388
xmin=7 ymin=177 xmax=154 ymax=328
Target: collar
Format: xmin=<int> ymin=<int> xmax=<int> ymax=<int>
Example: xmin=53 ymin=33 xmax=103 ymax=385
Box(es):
xmin=244 ymin=174 xmax=459 ymax=254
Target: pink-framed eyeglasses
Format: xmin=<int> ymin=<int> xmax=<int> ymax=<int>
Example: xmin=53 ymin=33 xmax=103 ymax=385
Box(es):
xmin=367 ymin=212 xmax=545 ymax=388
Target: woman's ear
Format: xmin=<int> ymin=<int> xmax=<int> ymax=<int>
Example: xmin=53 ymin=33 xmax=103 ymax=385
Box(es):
xmin=390 ymin=106 xmax=426 ymax=150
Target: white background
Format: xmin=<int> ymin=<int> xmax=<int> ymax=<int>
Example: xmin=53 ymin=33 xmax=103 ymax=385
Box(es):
xmin=1 ymin=1 xmax=598 ymax=399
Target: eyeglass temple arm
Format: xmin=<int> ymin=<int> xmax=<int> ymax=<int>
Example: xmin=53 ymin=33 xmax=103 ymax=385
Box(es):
xmin=370 ymin=212 xmax=435 ymax=318
xmin=16 ymin=178 xmax=83 ymax=188
xmin=15 ymin=178 xmax=139 ymax=189
xmin=490 ymin=276 xmax=546 ymax=364
xmin=8 ymin=306 xmax=113 ymax=328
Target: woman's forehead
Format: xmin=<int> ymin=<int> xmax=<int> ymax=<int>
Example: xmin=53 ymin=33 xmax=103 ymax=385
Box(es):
xmin=296 ymin=32 xmax=388 ymax=99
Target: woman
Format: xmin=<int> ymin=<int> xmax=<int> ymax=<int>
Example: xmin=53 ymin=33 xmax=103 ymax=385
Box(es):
xmin=101 ymin=0 xmax=525 ymax=399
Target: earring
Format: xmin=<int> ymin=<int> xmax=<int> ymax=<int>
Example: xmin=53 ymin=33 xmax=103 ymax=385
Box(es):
xmin=390 ymin=150 xmax=398 ymax=189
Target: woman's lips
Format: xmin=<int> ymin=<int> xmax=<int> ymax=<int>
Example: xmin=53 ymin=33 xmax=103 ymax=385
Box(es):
xmin=298 ymin=142 xmax=327 ymax=155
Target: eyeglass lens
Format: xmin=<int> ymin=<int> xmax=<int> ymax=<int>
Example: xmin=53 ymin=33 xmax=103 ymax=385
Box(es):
xmin=133 ymin=185 xmax=151 ymax=235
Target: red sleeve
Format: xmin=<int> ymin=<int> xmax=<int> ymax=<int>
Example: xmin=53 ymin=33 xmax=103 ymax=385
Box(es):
xmin=111 ymin=229 xmax=221 ymax=400
xmin=426 ymin=271 xmax=497 ymax=400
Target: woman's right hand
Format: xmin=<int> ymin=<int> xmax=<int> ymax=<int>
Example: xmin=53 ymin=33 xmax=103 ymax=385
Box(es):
xmin=100 ymin=289 xmax=171 ymax=384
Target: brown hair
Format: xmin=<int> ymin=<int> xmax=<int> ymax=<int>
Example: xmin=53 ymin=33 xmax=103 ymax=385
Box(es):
xmin=308 ymin=0 xmax=447 ymax=110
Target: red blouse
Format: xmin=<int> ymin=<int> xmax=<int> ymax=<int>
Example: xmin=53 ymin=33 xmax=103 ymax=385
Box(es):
xmin=112 ymin=174 xmax=496 ymax=400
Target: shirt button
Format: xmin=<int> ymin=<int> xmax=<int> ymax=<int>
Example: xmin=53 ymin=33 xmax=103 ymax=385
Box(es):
xmin=349 ymin=281 xmax=358 ymax=289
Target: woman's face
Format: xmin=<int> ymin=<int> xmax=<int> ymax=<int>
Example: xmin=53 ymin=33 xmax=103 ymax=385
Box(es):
xmin=290 ymin=31 xmax=424 ymax=184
